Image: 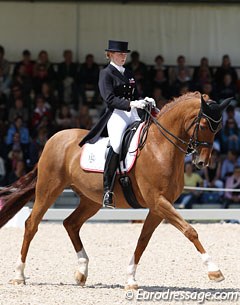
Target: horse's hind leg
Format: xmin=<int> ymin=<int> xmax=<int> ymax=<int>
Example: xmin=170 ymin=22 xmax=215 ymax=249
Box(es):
xmin=63 ymin=196 xmax=101 ymax=286
xmin=126 ymin=212 xmax=163 ymax=290
xmin=153 ymin=196 xmax=224 ymax=282
xmin=10 ymin=177 xmax=65 ymax=285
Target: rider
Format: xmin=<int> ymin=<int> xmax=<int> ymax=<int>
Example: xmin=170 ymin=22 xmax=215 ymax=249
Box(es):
xmin=80 ymin=40 xmax=154 ymax=208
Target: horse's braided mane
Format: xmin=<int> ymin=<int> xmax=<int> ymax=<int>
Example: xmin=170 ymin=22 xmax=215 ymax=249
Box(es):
xmin=158 ymin=91 xmax=202 ymax=117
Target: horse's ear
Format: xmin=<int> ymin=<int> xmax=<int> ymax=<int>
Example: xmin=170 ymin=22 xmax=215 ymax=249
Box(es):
xmin=201 ymin=95 xmax=209 ymax=113
xmin=219 ymin=97 xmax=233 ymax=112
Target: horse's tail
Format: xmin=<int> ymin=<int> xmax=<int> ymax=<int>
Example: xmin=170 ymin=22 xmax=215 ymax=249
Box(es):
xmin=0 ymin=165 xmax=38 ymax=229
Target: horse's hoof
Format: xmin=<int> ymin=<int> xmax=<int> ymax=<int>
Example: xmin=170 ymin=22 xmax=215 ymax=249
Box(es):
xmin=125 ymin=284 xmax=139 ymax=290
xmin=74 ymin=271 xmax=87 ymax=286
xmin=9 ymin=278 xmax=25 ymax=285
xmin=208 ymin=270 xmax=225 ymax=282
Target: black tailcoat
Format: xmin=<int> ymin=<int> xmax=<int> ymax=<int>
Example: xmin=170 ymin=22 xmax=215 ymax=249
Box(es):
xmin=79 ymin=64 xmax=138 ymax=146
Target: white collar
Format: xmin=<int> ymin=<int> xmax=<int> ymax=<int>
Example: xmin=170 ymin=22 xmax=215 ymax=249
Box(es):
xmin=110 ymin=61 xmax=125 ymax=74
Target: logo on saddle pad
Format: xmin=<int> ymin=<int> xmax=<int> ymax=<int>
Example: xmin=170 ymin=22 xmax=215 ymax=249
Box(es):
xmin=80 ymin=122 xmax=144 ymax=173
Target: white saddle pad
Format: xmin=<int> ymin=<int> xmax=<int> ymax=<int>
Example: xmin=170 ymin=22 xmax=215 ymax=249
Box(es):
xmin=80 ymin=122 xmax=144 ymax=173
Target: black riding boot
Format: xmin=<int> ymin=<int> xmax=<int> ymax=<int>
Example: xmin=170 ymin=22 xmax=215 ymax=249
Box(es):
xmin=103 ymin=147 xmax=119 ymax=208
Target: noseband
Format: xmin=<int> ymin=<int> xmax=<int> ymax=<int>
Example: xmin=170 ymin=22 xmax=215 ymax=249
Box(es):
xmin=146 ymin=105 xmax=221 ymax=155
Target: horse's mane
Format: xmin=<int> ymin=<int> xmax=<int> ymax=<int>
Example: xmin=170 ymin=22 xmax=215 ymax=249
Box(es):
xmin=159 ymin=91 xmax=202 ymax=117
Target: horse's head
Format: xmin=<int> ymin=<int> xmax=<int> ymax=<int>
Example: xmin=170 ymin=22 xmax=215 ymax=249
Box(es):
xmin=188 ymin=95 xmax=232 ymax=169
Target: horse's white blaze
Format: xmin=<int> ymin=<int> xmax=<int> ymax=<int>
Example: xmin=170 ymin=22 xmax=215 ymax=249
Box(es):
xmin=77 ymin=248 xmax=89 ymax=277
xmin=15 ymin=256 xmax=25 ymax=280
xmin=201 ymin=253 xmax=219 ymax=272
xmin=126 ymin=255 xmax=138 ymax=286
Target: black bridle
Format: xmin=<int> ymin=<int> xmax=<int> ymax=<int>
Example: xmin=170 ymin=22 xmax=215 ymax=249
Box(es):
xmin=145 ymin=105 xmax=222 ymax=155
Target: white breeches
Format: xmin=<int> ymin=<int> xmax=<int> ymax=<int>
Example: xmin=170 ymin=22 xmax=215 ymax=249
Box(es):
xmin=107 ymin=108 xmax=141 ymax=154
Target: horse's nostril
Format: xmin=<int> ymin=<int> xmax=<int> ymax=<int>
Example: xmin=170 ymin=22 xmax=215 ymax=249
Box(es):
xmin=198 ymin=161 xmax=204 ymax=168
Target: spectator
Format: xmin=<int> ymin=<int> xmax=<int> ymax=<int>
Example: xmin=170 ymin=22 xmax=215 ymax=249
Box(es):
xmin=150 ymin=55 xmax=169 ymax=80
xmin=221 ymin=118 xmax=240 ymax=153
xmin=41 ymin=82 xmax=58 ymax=116
xmin=223 ymin=104 xmax=240 ymax=128
xmin=201 ymin=82 xmax=217 ymax=101
xmin=13 ymin=49 xmax=35 ymax=77
xmin=0 ymin=155 xmax=6 ymax=186
xmin=217 ymin=73 xmax=237 ymax=101
xmin=192 ymin=57 xmax=213 ymax=82
xmin=223 ymin=165 xmax=240 ymax=208
xmin=152 ymin=87 xmax=167 ymax=109
xmin=170 ymin=55 xmax=191 ymax=84
xmin=58 ymin=49 xmax=78 ymax=106
xmin=0 ymin=66 xmax=11 ymax=96
xmin=12 ymin=63 xmax=33 ymax=96
xmin=221 ymin=150 xmax=240 ymax=182
xmin=55 ymin=104 xmax=74 ymax=131
xmin=8 ymin=98 xmax=29 ymax=124
xmin=0 ymin=45 xmax=10 ymax=78
xmin=193 ymin=67 xmax=212 ymax=91
xmin=214 ymin=54 xmax=238 ymax=86
xmin=34 ymin=50 xmax=56 ymax=81
xmin=7 ymin=141 xmax=24 ymax=172
xmin=151 ymin=69 xmax=169 ymax=99
xmin=177 ymin=162 xmax=203 ymax=209
xmin=28 ymin=127 xmax=48 ymax=169
xmin=7 ymin=159 xmax=26 ymax=184
xmin=126 ymin=51 xmax=147 ymax=94
xmin=73 ymin=105 xmax=92 ymax=130
xmin=6 ymin=116 xmax=30 ymax=146
xmin=33 ymin=64 xmax=50 ymax=95
xmin=171 ymin=68 xmax=192 ymax=96
xmin=78 ymin=54 xmax=99 ymax=107
xmin=31 ymin=95 xmax=52 ymax=135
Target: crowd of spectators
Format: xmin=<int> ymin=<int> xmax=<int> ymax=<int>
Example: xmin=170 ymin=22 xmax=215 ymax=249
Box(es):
xmin=1 ymin=45 xmax=240 ymax=208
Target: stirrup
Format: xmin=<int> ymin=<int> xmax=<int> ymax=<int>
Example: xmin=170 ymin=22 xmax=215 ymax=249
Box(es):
xmin=103 ymin=191 xmax=115 ymax=209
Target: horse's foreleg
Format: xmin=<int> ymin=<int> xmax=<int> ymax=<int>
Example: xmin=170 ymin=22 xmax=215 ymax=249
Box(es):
xmin=153 ymin=195 xmax=224 ymax=282
xmin=63 ymin=196 xmax=101 ymax=286
xmin=126 ymin=212 xmax=163 ymax=290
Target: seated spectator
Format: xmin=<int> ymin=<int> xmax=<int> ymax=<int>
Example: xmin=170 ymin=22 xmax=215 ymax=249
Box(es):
xmin=7 ymin=143 xmax=24 ymax=173
xmin=28 ymin=127 xmax=48 ymax=169
xmin=171 ymin=68 xmax=192 ymax=96
xmin=12 ymin=63 xmax=33 ymax=96
xmin=31 ymin=95 xmax=52 ymax=136
xmin=201 ymin=82 xmax=217 ymax=101
xmin=0 ymin=45 xmax=10 ymax=78
xmin=58 ymin=49 xmax=78 ymax=106
xmin=55 ymin=104 xmax=75 ymax=131
xmin=33 ymin=64 xmax=50 ymax=95
xmin=0 ymin=90 xmax=8 ymax=121
xmin=202 ymin=148 xmax=223 ymax=203
xmin=170 ymin=55 xmax=191 ymax=84
xmin=223 ymin=165 xmax=240 ymax=208
xmin=6 ymin=116 xmax=30 ymax=147
xmin=223 ymin=104 xmax=240 ymax=128
xmin=152 ymin=87 xmax=167 ymax=109
xmin=41 ymin=82 xmax=58 ymax=116
xmin=13 ymin=49 xmax=35 ymax=78
xmin=0 ymin=66 xmax=11 ymax=96
xmin=73 ymin=105 xmax=92 ymax=130
xmin=176 ymin=162 xmax=203 ymax=209
xmin=7 ymin=159 xmax=26 ymax=184
xmin=193 ymin=66 xmax=212 ymax=91
xmin=151 ymin=69 xmax=169 ymax=99
xmin=217 ymin=73 xmax=237 ymax=101
xmin=150 ymin=54 xmax=169 ymax=81
xmin=126 ymin=51 xmax=147 ymax=92
xmin=0 ymin=155 xmax=6 ymax=186
xmin=221 ymin=118 xmax=240 ymax=153
xmin=192 ymin=57 xmax=213 ymax=82
xmin=78 ymin=54 xmax=99 ymax=106
xmin=214 ymin=54 xmax=238 ymax=87
xmin=8 ymin=98 xmax=29 ymax=124
xmin=34 ymin=50 xmax=56 ymax=81
xmin=221 ymin=149 xmax=240 ymax=182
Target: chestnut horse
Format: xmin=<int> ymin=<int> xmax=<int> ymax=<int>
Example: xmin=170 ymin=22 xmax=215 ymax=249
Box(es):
xmin=0 ymin=92 xmax=231 ymax=288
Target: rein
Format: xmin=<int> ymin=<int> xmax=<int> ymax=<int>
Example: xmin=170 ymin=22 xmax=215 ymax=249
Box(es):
xmin=144 ymin=104 xmax=218 ymax=155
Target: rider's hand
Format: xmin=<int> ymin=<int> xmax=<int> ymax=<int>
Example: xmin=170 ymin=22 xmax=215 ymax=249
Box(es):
xmin=130 ymin=100 xmax=148 ymax=109
xmin=144 ymin=97 xmax=156 ymax=107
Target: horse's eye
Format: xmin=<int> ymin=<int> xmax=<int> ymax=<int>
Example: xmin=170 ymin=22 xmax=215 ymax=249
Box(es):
xmin=200 ymin=125 xmax=206 ymax=131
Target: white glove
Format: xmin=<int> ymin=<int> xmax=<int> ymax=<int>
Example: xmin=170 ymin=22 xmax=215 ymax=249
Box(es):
xmin=130 ymin=99 xmax=148 ymax=109
xmin=144 ymin=97 xmax=156 ymax=107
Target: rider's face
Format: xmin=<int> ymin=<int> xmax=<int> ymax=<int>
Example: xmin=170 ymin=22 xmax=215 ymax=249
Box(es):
xmin=110 ymin=52 xmax=128 ymax=66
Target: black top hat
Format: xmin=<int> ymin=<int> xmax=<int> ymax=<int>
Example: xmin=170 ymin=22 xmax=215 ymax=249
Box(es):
xmin=105 ymin=40 xmax=130 ymax=53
